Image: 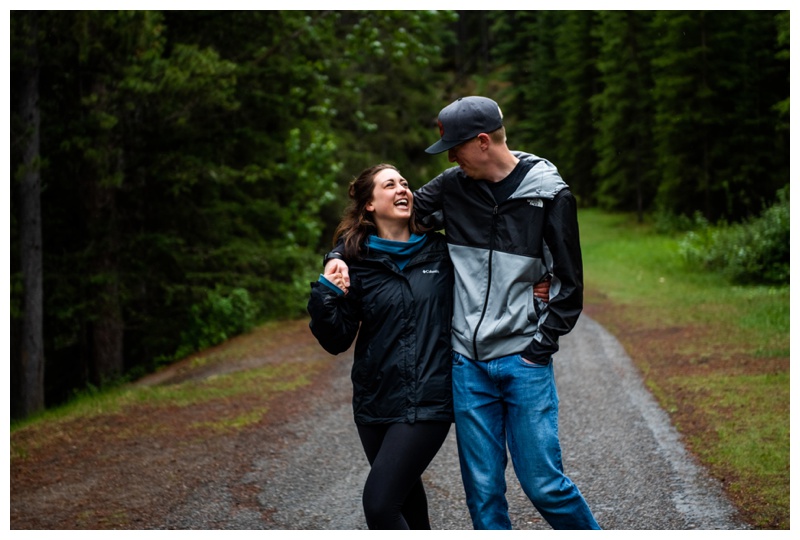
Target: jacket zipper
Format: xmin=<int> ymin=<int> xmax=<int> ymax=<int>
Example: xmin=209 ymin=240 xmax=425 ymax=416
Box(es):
xmin=372 ymin=247 xmax=426 ymax=420
xmin=472 ymin=205 xmax=498 ymax=361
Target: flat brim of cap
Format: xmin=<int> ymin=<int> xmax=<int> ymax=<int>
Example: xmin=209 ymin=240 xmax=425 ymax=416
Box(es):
xmin=425 ymin=138 xmax=465 ymax=155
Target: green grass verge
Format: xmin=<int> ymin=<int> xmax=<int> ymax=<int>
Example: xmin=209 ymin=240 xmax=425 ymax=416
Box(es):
xmin=580 ymin=210 xmax=788 ymax=348
xmin=11 ymin=366 xmax=327 ymax=470
xmin=11 ymin=322 xmax=328 ymax=462
xmin=579 ymin=208 xmax=789 ymax=529
xmin=11 ymin=361 xmax=315 ymax=433
xmin=679 ymin=372 xmax=789 ymax=529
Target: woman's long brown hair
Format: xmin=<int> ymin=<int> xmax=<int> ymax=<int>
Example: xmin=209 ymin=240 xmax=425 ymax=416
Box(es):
xmin=333 ymin=164 xmax=427 ymax=260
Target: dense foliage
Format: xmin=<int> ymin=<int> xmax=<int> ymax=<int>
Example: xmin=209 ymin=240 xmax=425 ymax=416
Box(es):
xmin=493 ymin=11 xmax=789 ymax=223
xmin=10 ymin=10 xmax=788 ymax=416
xmin=679 ymin=186 xmax=790 ymax=285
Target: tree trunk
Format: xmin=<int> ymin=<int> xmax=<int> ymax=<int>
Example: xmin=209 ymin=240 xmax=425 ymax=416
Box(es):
xmin=84 ymin=79 xmax=125 ymax=385
xmin=84 ymin=163 xmax=124 ymax=385
xmin=90 ymin=248 xmax=124 ymax=385
xmin=18 ymin=12 xmax=45 ymax=416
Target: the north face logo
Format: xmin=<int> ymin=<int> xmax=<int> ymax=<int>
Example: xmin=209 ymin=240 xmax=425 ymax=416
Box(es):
xmin=527 ymin=199 xmax=544 ymax=207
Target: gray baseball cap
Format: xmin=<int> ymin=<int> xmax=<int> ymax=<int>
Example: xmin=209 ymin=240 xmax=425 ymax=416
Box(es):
xmin=425 ymin=96 xmax=504 ymax=154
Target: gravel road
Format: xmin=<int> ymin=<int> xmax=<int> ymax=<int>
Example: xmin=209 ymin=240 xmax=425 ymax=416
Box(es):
xmin=158 ymin=315 xmax=748 ymax=530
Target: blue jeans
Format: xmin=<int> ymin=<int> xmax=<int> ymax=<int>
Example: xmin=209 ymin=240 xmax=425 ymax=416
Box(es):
xmin=452 ymin=352 xmax=600 ymax=530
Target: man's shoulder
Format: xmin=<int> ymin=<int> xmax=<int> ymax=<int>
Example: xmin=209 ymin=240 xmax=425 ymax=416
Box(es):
xmin=510 ymin=151 xmax=568 ymax=200
xmin=417 ymin=166 xmax=467 ymax=196
xmin=433 ymin=165 xmax=465 ymax=182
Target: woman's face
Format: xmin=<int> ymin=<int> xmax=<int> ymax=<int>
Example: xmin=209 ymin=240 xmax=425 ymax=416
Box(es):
xmin=365 ymin=168 xmax=413 ymax=224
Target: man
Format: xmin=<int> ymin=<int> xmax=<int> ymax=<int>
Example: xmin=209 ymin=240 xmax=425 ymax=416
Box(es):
xmin=324 ymin=96 xmax=599 ymax=530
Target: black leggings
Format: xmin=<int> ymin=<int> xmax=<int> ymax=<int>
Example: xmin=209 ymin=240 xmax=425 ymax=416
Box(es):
xmin=356 ymin=421 xmax=451 ymax=530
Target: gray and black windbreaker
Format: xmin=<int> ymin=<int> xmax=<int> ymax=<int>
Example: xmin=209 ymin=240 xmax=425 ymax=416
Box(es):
xmin=413 ymin=151 xmax=583 ymax=363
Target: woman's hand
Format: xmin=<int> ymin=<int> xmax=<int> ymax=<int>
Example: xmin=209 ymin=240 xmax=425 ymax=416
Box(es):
xmin=324 ymin=259 xmax=350 ymax=294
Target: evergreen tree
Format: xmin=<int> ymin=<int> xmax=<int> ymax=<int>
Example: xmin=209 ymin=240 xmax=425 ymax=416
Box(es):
xmin=553 ymin=11 xmax=601 ymax=206
xmin=591 ymin=10 xmax=657 ymax=219
xmin=773 ymin=11 xmax=789 ymax=131
xmin=11 ymin=11 xmax=45 ymax=417
xmin=491 ymin=11 xmax=563 ymax=162
xmin=651 ymin=11 xmax=788 ymax=222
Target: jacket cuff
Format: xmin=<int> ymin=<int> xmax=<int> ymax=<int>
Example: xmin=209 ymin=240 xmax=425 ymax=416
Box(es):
xmin=318 ymin=274 xmax=345 ymax=296
xmin=524 ymin=338 xmax=559 ymax=364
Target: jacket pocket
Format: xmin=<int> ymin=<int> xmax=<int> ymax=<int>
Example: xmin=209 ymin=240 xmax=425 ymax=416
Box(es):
xmin=526 ymin=284 xmax=544 ymax=323
xmin=518 ymin=354 xmax=551 ymax=367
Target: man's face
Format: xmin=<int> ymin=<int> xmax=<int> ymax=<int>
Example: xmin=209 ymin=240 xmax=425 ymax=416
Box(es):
xmin=448 ymin=136 xmax=484 ymax=179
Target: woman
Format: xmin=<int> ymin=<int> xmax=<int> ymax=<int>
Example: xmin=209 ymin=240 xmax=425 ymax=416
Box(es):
xmin=307 ymin=164 xmax=454 ymax=530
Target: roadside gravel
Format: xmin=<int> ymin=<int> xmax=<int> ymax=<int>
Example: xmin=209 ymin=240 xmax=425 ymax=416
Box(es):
xmin=158 ymin=315 xmax=748 ymax=530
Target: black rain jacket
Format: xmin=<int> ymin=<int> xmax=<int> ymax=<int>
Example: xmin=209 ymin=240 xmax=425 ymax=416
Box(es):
xmin=308 ymin=232 xmax=454 ymax=425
